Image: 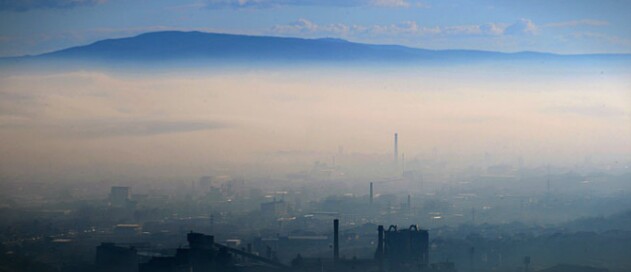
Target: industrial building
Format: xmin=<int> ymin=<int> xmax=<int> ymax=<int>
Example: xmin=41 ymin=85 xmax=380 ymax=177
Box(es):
xmin=94 ymin=219 xmax=454 ymax=272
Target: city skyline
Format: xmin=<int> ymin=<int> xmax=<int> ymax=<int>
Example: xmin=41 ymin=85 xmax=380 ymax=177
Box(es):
xmin=0 ymin=2 xmax=630 ymax=272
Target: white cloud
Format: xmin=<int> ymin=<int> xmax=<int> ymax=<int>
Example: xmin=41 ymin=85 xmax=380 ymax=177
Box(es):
xmin=480 ymin=23 xmax=505 ymax=35
xmin=271 ymin=19 xmax=538 ymax=38
xmin=205 ymin=0 xmax=429 ymax=8
xmin=371 ymin=21 xmax=431 ymax=35
xmin=270 ymin=19 xmax=350 ymax=36
xmin=272 ymin=19 xmax=445 ymax=38
xmin=544 ymin=19 xmax=609 ymax=28
xmin=441 ymin=23 xmax=508 ymax=36
xmin=504 ymin=19 xmax=538 ymax=35
xmin=371 ymin=0 xmax=411 ymax=8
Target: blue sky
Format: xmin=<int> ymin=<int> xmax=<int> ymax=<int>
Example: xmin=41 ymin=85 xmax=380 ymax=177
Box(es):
xmin=0 ymin=0 xmax=630 ymax=57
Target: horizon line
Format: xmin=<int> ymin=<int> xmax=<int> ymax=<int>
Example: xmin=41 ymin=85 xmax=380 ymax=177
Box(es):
xmin=4 ymin=30 xmax=631 ymax=59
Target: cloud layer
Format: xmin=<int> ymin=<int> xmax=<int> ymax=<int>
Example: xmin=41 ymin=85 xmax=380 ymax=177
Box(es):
xmin=0 ymin=0 xmax=106 ymax=11
xmin=270 ymin=18 xmax=539 ymax=38
xmin=205 ymin=0 xmax=428 ymax=9
xmin=544 ymin=19 xmax=609 ymax=28
xmin=63 ymin=120 xmax=227 ymax=138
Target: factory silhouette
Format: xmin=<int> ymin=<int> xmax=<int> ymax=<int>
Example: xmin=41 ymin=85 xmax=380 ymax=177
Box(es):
xmin=96 ymin=220 xmax=453 ymax=272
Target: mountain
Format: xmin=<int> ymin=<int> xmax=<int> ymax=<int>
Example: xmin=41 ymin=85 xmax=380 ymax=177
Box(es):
xmin=5 ymin=31 xmax=631 ymax=64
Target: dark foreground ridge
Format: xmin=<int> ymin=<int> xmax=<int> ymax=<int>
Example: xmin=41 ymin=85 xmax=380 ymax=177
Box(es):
xmin=95 ymin=220 xmax=448 ymax=272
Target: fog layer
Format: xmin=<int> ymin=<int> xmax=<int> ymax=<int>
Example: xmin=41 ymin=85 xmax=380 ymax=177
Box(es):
xmin=0 ymin=64 xmax=629 ymax=180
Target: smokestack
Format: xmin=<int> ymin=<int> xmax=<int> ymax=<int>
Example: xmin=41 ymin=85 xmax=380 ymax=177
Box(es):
xmin=333 ymin=219 xmax=339 ymax=261
xmin=470 ymin=247 xmax=475 ymax=272
xmin=394 ymin=133 xmax=398 ymax=165
xmin=370 ymin=182 xmax=374 ymax=204
xmin=402 ymin=152 xmax=405 ymax=174
xmin=524 ymin=256 xmax=531 ymax=272
xmin=376 ymin=225 xmax=384 ymax=270
xmin=407 ymin=194 xmax=411 ymax=209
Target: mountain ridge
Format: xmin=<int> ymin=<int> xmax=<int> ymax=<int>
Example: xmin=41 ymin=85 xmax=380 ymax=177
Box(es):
xmin=4 ymin=31 xmax=631 ymax=64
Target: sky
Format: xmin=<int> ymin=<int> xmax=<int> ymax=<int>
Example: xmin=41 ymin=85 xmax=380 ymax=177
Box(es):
xmin=0 ymin=0 xmax=630 ymax=57
xmin=0 ymin=0 xmax=630 ymax=181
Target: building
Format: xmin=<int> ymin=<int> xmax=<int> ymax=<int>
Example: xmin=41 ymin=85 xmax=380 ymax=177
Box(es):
xmin=95 ymin=242 xmax=138 ymax=272
xmin=114 ymin=224 xmax=141 ymax=236
xmin=138 ymin=232 xmax=286 ymax=272
xmin=260 ymin=199 xmax=287 ymax=218
xmin=110 ymin=186 xmax=130 ymax=207
xmin=378 ymin=224 xmax=429 ymax=269
xmin=394 ymin=133 xmax=399 ymax=166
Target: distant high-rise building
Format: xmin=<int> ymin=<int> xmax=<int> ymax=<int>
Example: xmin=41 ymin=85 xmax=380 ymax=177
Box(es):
xmin=198 ymin=176 xmax=213 ymax=194
xmin=260 ymin=199 xmax=287 ymax=218
xmin=394 ymin=133 xmax=398 ymax=166
xmin=333 ymin=219 xmax=339 ymax=262
xmin=370 ymin=182 xmax=374 ymax=205
xmin=109 ymin=186 xmax=130 ymax=207
xmin=402 ymin=152 xmax=405 ymax=173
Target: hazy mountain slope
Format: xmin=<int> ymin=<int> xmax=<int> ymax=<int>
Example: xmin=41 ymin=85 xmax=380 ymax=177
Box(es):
xmin=3 ymin=31 xmax=630 ymax=65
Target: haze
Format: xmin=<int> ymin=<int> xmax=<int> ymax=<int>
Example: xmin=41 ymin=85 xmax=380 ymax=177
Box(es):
xmin=1 ymin=0 xmax=631 ymax=270
xmin=2 ymin=0 xmax=631 ymax=271
xmin=1 ymin=63 xmax=629 ymax=181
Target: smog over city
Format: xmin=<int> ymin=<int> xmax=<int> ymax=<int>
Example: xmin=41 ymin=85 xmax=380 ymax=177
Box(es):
xmin=0 ymin=1 xmax=630 ymax=272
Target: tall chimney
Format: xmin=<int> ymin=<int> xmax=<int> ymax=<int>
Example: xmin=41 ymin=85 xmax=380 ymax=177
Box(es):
xmin=402 ymin=152 xmax=405 ymax=173
xmin=370 ymin=182 xmax=374 ymax=205
xmin=377 ymin=225 xmax=384 ymax=270
xmin=394 ymin=133 xmax=398 ymax=165
xmin=333 ymin=219 xmax=339 ymax=261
